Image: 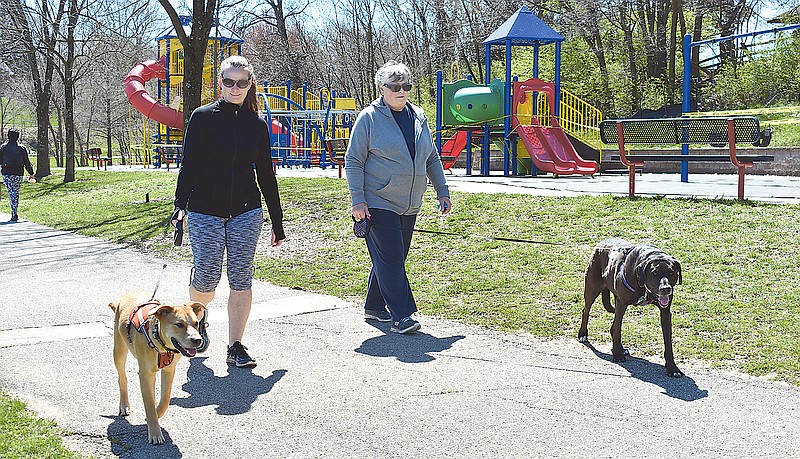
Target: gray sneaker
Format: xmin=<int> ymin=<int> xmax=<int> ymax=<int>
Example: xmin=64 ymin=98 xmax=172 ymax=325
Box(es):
xmin=390 ymin=317 xmax=421 ymax=334
xmin=365 ymin=309 xmax=391 ymax=322
xmin=226 ymin=341 xmax=256 ymax=368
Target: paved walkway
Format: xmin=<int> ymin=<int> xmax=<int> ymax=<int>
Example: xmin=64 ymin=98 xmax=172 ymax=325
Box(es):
xmin=1 ymin=170 xmax=799 ymax=458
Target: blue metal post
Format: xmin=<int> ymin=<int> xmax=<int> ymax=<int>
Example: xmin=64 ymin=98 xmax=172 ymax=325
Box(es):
xmin=681 ymin=34 xmax=692 ymax=182
xmin=436 ymin=70 xmax=443 ymax=159
xmin=483 ymin=43 xmax=492 ymax=176
xmin=466 ymin=130 xmax=473 ymax=176
xmin=511 ymin=75 xmax=518 ymax=176
xmin=533 ymin=44 xmax=539 ymax=78
xmin=503 ymin=40 xmax=512 ymax=176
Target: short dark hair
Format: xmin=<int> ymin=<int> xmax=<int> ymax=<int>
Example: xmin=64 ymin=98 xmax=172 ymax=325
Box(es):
xmin=7 ymin=129 xmax=19 ymax=142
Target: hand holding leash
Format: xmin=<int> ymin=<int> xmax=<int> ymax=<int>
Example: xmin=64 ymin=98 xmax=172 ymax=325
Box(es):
xmin=436 ymin=197 xmax=452 ymax=215
xmin=171 ymin=208 xmax=185 ymax=246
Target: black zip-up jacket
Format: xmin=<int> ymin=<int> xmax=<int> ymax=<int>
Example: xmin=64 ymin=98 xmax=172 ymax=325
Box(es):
xmin=174 ymin=100 xmax=285 ymax=240
xmin=0 ymin=141 xmax=34 ymax=176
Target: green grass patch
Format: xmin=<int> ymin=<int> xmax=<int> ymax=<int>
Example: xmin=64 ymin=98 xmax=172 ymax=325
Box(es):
xmin=14 ymin=170 xmax=800 ymax=385
xmin=0 ymin=392 xmax=83 ymax=458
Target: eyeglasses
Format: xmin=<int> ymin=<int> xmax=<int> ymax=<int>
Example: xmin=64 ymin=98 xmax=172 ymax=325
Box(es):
xmin=383 ymin=83 xmax=412 ymax=92
xmin=222 ymin=77 xmax=251 ymax=89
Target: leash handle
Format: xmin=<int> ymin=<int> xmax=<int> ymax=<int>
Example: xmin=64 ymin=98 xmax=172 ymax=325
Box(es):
xmin=174 ymin=219 xmax=183 ymax=246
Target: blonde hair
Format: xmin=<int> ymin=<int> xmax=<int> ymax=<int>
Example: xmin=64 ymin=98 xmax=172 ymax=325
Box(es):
xmin=374 ymin=60 xmax=412 ymax=90
xmin=220 ymin=55 xmax=258 ymax=112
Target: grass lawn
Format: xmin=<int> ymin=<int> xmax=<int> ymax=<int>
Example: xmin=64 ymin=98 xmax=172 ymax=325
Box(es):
xmin=0 ymin=392 xmax=82 ymax=459
xmin=12 ymin=169 xmax=800 ymax=386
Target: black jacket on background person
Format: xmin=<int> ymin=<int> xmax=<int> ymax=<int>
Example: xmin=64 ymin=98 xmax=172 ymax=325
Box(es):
xmin=0 ymin=140 xmax=34 ymax=177
xmin=174 ymin=99 xmax=285 ymax=240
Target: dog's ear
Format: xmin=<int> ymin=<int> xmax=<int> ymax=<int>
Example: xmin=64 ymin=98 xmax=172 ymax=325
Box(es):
xmin=152 ymin=304 xmax=175 ymax=318
xmin=635 ymin=259 xmax=652 ymax=288
xmin=673 ymin=258 xmax=682 ymax=285
xmin=186 ymin=301 xmax=207 ymax=320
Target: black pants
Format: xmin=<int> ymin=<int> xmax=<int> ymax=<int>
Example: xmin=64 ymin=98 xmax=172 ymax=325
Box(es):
xmin=364 ymin=208 xmax=417 ymax=321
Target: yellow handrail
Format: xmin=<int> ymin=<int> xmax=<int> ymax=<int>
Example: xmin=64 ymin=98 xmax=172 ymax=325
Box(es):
xmin=536 ymin=89 xmax=604 ymax=160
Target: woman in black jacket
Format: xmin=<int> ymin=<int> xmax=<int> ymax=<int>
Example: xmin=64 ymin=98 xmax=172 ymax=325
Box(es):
xmin=172 ymin=56 xmax=285 ymax=368
xmin=0 ymin=129 xmax=35 ymax=222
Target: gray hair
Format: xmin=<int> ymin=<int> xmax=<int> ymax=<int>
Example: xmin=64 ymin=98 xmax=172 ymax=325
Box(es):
xmin=220 ymin=55 xmax=254 ymax=79
xmin=374 ymin=60 xmax=412 ymax=90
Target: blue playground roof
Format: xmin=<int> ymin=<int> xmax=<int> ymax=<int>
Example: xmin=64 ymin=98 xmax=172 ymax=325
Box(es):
xmin=482 ymin=6 xmax=564 ymax=46
xmin=155 ymin=15 xmax=243 ymax=44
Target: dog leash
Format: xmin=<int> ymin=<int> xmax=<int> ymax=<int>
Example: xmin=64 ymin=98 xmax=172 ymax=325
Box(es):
xmin=411 ymin=227 xmax=560 ymax=245
xmin=353 ymin=217 xmax=560 ymax=246
xmin=150 ymin=263 xmax=168 ymax=300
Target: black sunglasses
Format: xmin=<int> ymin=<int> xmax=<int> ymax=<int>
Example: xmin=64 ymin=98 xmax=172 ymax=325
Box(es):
xmin=383 ymin=83 xmax=412 ymax=92
xmin=222 ymin=77 xmax=251 ymax=89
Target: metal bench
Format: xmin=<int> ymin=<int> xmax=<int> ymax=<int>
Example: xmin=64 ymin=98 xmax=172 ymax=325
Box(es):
xmin=599 ymin=117 xmax=774 ymax=199
xmin=325 ymin=138 xmax=348 ymax=178
xmin=87 ymin=148 xmax=111 ymax=170
xmin=154 ymin=145 xmax=182 ymax=170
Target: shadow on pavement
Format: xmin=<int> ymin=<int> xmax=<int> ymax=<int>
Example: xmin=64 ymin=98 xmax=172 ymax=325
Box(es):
xmin=581 ymin=341 xmax=708 ymax=401
xmin=171 ymin=357 xmax=287 ymax=415
xmin=356 ymin=321 xmax=465 ymax=363
xmin=103 ymin=414 xmax=182 ymax=458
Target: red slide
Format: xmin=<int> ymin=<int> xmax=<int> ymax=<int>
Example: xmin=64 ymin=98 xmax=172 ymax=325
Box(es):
xmin=124 ymin=57 xmax=184 ymax=130
xmin=512 ymin=78 xmax=598 ymax=175
xmin=440 ymin=130 xmax=468 ymax=170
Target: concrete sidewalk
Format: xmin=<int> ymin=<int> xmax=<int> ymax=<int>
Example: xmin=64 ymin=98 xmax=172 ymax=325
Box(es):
xmin=1 ymin=211 xmax=800 ymax=457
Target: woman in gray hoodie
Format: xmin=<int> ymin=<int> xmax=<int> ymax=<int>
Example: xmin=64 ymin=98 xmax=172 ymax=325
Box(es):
xmin=345 ymin=61 xmax=451 ymax=334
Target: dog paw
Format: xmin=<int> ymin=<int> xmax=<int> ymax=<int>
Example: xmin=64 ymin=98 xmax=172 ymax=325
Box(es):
xmin=148 ymin=429 xmax=165 ymax=444
xmin=667 ymin=368 xmax=684 ymax=378
xmin=118 ymin=406 xmax=130 ymax=416
xmin=577 ymin=335 xmax=588 ymax=343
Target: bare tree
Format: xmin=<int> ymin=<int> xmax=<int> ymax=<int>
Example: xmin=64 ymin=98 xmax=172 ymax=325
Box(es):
xmin=2 ymin=0 xmax=67 ymax=178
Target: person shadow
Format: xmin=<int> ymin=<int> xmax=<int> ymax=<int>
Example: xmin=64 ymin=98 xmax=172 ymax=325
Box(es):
xmin=103 ymin=414 xmax=183 ymax=458
xmin=355 ymin=321 xmax=465 ymax=363
xmin=580 ymin=340 xmax=708 ymax=401
xmin=170 ymin=357 xmax=287 ymax=415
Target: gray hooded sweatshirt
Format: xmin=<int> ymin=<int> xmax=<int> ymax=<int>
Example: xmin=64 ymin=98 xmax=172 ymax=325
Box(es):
xmin=345 ymin=98 xmax=449 ymax=215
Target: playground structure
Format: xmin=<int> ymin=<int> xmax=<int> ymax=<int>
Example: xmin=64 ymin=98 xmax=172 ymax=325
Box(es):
xmin=435 ymin=6 xmax=601 ymax=177
xmin=124 ymin=15 xmax=359 ymax=170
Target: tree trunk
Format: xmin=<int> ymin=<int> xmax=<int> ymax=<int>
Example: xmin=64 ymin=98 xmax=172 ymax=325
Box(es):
xmin=158 ymin=0 xmax=217 ymax=127
xmin=4 ymin=0 xmax=66 ymax=178
xmin=63 ymin=0 xmax=79 ymax=183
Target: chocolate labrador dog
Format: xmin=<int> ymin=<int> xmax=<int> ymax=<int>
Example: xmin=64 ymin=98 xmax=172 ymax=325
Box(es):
xmin=578 ymin=238 xmax=683 ymax=377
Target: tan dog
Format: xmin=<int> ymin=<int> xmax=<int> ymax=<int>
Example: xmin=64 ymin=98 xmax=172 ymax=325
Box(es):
xmin=109 ymin=293 xmax=207 ymax=444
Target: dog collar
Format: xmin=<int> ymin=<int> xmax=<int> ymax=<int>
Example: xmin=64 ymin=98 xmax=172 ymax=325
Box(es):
xmin=618 ymin=248 xmax=657 ymax=306
xmin=127 ymin=300 xmax=177 ymax=369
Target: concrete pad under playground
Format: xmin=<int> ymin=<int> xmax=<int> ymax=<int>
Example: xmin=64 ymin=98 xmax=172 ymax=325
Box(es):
xmin=86 ymin=163 xmax=800 ymax=203
xmin=0 ymin=173 xmax=799 ymax=458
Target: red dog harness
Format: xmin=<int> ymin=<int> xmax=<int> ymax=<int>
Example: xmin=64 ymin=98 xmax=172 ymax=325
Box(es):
xmin=127 ymin=300 xmax=175 ymax=368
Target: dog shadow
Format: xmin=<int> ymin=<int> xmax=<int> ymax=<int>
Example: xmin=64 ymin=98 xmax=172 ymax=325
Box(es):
xmin=170 ymin=357 xmax=286 ymax=415
xmin=103 ymin=414 xmax=183 ymax=458
xmin=356 ymin=321 xmax=465 ymax=363
xmin=580 ymin=341 xmax=708 ymax=401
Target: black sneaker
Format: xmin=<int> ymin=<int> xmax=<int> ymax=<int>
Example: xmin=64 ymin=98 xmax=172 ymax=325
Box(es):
xmin=9 ymin=214 xmax=18 ymax=222
xmin=226 ymin=341 xmax=256 ymax=368
xmin=364 ymin=308 xmax=391 ymax=322
xmin=390 ymin=317 xmax=421 ymax=334
xmin=196 ymin=312 xmax=210 ymax=354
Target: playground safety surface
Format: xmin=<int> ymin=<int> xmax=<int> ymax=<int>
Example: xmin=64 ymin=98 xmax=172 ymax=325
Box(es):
xmin=102 ymin=163 xmax=800 ymax=204
xmin=1 ymin=169 xmax=799 ymax=458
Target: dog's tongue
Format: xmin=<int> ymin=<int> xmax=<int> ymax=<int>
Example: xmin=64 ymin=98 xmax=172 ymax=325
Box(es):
xmin=187 ymin=348 xmax=197 ymax=357
xmin=659 ymin=295 xmax=670 ymax=306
